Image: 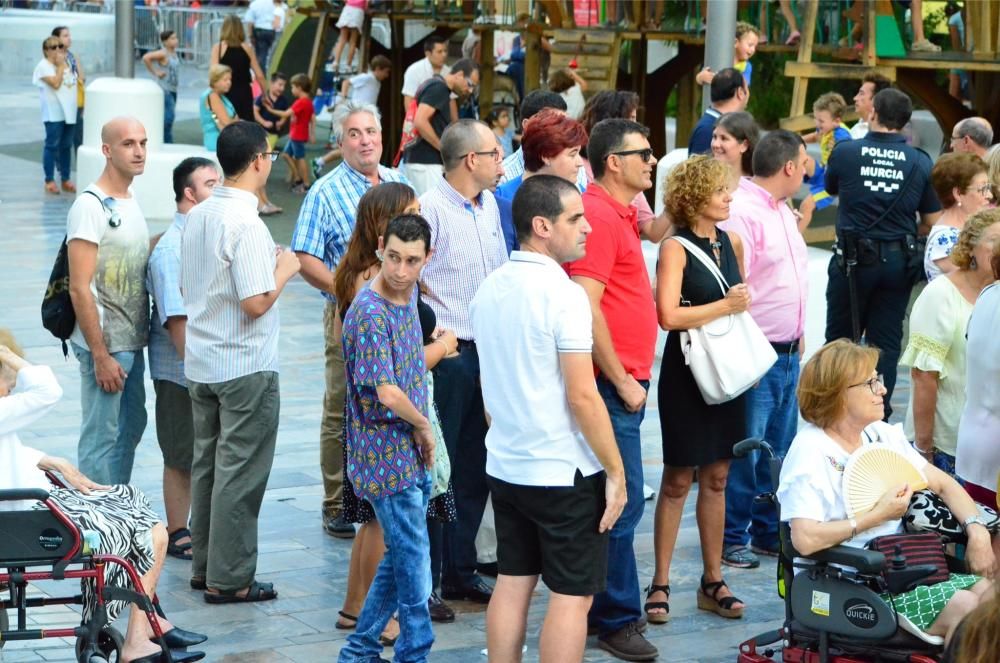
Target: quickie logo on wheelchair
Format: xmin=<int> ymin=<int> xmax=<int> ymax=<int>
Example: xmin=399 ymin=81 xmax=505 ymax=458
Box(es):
xmin=38 ymin=528 xmax=64 ymax=551
xmin=844 ymin=598 xmax=879 ymax=629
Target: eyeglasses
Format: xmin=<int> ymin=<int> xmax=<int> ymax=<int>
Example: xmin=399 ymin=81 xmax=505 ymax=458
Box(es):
xmin=257 ymin=151 xmax=280 ymax=162
xmin=969 ymin=183 xmax=993 ymax=196
xmin=848 ymin=374 xmax=885 ymax=395
xmin=607 ymin=148 xmax=655 ymax=163
xmin=470 ymin=149 xmax=501 ymax=163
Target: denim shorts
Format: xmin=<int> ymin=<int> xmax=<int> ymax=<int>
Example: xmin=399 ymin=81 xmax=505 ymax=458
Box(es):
xmin=283 ymin=139 xmax=305 ymax=159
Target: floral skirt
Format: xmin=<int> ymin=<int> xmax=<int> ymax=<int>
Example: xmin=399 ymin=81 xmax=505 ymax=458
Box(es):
xmin=44 ymin=485 xmax=160 ymax=622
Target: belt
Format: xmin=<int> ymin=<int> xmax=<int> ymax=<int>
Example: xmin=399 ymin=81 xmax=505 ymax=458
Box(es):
xmin=770 ymin=340 xmax=800 ymax=355
xmin=457 ymin=339 xmax=476 ymax=349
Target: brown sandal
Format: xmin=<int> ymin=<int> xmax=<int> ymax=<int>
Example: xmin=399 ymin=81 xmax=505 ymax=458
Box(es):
xmin=696 ymin=575 xmax=744 ymax=619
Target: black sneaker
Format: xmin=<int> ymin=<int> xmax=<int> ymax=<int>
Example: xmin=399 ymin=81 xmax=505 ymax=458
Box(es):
xmin=323 ymin=513 xmax=356 ymax=539
xmin=428 ymin=591 xmax=455 ymax=622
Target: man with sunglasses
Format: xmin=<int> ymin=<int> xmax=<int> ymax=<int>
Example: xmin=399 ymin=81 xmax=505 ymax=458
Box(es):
xmin=405 ymin=58 xmax=480 ymax=196
xmin=66 ymin=117 xmax=150 ymax=486
xmin=420 ymin=119 xmax=507 ymax=610
xmin=565 ymin=119 xmax=659 ymax=662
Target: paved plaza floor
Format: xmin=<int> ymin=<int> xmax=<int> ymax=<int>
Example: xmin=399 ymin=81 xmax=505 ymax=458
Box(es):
xmin=0 ymin=64 xmax=912 ymax=663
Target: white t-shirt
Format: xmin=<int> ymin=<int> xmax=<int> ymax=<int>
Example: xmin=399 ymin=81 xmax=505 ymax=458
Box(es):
xmin=32 ymin=58 xmax=77 ymax=124
xmin=777 ymin=421 xmax=928 ymax=549
xmin=471 ymin=251 xmax=603 ymax=486
xmin=66 ymin=185 xmax=150 ymax=353
xmin=956 ymin=283 xmax=1000 ymax=488
xmin=850 ymin=120 xmax=869 ymax=141
xmin=347 ymin=72 xmax=381 ymax=106
xmin=561 ymin=84 xmax=586 ymax=120
xmin=401 ymin=57 xmax=450 ymax=98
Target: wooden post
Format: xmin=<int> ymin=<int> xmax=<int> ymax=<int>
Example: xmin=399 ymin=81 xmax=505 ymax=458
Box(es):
xmin=788 ymin=0 xmax=819 ymax=120
xmin=862 ymin=0 xmax=877 ymax=66
xmin=479 ymin=29 xmax=496 ymax=120
xmin=307 ymin=12 xmax=332 ymax=87
xmin=676 ymin=65 xmax=699 ymax=149
xmin=386 ymin=16 xmax=406 ymax=165
xmin=523 ymin=29 xmax=541 ymax=95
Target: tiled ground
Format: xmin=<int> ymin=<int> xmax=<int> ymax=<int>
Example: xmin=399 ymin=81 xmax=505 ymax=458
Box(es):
xmin=0 ymin=61 xmax=912 ymax=663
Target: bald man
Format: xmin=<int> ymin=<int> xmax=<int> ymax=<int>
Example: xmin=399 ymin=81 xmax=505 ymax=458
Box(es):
xmin=67 ymin=117 xmax=152 ymax=484
xmin=950 ymin=117 xmax=993 ymax=158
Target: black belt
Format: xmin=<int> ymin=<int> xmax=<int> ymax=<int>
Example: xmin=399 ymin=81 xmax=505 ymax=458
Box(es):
xmin=457 ymin=339 xmax=476 ymax=349
xmin=770 ymin=340 xmax=799 ymax=355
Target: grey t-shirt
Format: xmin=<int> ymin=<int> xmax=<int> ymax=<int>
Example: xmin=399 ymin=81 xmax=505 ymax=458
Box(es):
xmin=66 ymin=185 xmax=150 ymax=353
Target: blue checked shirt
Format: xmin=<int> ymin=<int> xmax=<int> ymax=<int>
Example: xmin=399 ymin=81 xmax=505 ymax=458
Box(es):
xmin=499 ymin=147 xmax=589 ymax=192
xmin=146 ymin=212 xmax=187 ymax=387
xmin=290 ymin=162 xmax=408 ymax=302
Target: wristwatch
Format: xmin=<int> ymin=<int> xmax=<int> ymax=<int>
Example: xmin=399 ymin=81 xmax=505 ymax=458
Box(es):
xmin=963 ymin=514 xmax=989 ymax=533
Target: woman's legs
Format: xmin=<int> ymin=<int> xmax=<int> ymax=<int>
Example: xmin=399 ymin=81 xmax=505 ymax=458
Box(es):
xmin=332 ymin=27 xmax=349 ymax=68
xmin=649 ymin=466 xmax=695 ymax=616
xmin=338 ymin=520 xmax=399 ymax=639
xmin=345 ymin=28 xmax=361 ymax=71
xmin=122 ymin=523 xmax=173 ymax=661
xmin=696 ymin=459 xmax=741 ymax=606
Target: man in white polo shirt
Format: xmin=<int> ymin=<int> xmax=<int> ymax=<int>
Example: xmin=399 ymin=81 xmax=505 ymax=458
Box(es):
xmin=471 ymin=175 xmax=626 ymax=663
xmin=181 ymin=121 xmax=300 ymax=604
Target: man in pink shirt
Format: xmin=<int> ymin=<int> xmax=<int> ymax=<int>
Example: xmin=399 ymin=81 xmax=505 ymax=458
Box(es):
xmin=718 ymin=130 xmax=810 ymax=570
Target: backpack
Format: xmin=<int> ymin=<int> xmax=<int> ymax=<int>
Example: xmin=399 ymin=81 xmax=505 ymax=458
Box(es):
xmin=41 ymin=191 xmax=114 ymax=357
xmin=41 ymin=237 xmax=74 ymax=358
xmin=392 ymin=78 xmax=437 ymax=167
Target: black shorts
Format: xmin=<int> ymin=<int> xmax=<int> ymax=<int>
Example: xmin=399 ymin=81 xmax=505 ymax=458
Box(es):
xmin=487 ymin=469 xmax=608 ymax=596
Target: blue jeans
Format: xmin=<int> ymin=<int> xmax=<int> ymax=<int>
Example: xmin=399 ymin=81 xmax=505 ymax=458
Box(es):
xmin=590 ymin=376 xmax=648 ymax=636
xmin=723 ymin=352 xmax=799 ymax=549
xmin=43 ymin=120 xmax=74 ymax=183
xmin=71 ymin=342 xmax=147 ymax=485
xmin=164 ymin=92 xmax=177 ymax=144
xmin=339 ymin=476 xmax=434 ymax=663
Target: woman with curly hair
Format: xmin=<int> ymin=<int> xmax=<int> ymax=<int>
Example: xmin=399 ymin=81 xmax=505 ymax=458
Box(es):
xmin=903 ymin=210 xmax=1000 ymax=479
xmin=331 ymin=182 xmax=461 ymax=641
xmin=645 ymin=154 xmax=750 ymax=625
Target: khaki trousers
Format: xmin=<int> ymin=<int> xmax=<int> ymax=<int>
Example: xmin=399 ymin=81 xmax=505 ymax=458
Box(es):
xmin=321 ymin=302 xmax=346 ymax=517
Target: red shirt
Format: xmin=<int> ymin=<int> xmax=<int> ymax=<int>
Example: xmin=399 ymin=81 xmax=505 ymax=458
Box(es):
xmin=288 ymin=96 xmax=314 ymax=142
xmin=566 ymin=183 xmax=657 ymax=381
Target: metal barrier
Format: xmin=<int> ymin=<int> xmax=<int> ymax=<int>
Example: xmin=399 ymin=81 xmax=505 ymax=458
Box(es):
xmin=134 ymin=5 xmax=245 ymax=67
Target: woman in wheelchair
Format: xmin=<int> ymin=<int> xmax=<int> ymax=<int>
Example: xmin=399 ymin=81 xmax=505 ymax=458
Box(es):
xmin=1 ymin=340 xmax=207 ymax=663
xmin=776 ymin=339 xmax=996 ymax=646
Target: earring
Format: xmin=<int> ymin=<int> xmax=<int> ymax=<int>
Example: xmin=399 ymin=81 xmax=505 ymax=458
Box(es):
xmin=970 ymin=256 xmax=978 ymax=269
xmin=957 ymin=200 xmax=962 ymax=208
xmin=375 ymin=249 xmax=384 ymax=262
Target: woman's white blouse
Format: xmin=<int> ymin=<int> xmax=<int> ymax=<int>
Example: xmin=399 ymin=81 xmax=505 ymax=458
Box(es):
xmin=0 ymin=365 xmax=62 ymax=510
xmin=777 ymin=421 xmax=928 ymax=548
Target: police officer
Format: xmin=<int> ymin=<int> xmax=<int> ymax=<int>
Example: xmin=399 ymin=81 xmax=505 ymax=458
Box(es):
xmin=824 ymin=88 xmax=941 ymax=420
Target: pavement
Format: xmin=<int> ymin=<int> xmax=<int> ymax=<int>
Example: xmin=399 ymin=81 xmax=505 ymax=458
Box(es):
xmin=0 ymin=60 xmax=913 ymax=663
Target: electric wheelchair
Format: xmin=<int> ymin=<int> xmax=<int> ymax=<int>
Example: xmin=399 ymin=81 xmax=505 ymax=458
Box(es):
xmin=733 ymin=438 xmax=974 ymax=663
xmin=0 ymin=482 xmax=174 ymax=663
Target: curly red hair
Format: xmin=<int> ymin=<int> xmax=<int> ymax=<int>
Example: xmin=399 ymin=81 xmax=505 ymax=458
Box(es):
xmin=521 ymin=108 xmax=588 ymax=173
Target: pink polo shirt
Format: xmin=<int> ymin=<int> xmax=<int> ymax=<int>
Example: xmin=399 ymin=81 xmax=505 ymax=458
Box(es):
xmin=719 ymin=177 xmax=808 ymax=343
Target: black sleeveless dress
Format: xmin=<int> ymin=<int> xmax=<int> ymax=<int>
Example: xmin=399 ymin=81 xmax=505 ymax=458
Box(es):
xmin=219 ymin=42 xmax=255 ymax=121
xmin=658 ymin=227 xmax=748 ymax=467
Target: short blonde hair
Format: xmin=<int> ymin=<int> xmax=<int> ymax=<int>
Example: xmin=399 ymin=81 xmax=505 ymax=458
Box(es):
xmin=813 ymin=92 xmax=847 ymax=119
xmin=735 ymin=21 xmax=760 ymax=39
xmin=209 ymin=64 xmax=232 ymax=88
xmin=664 ymin=154 xmax=730 ymax=230
xmin=0 ymin=329 xmax=24 ymax=358
xmin=798 ymin=339 xmax=879 ymax=429
xmin=951 ymin=208 xmax=1000 ymax=270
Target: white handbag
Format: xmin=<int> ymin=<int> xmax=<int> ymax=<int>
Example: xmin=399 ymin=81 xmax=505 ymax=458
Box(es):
xmin=670 ymin=235 xmax=777 ymax=405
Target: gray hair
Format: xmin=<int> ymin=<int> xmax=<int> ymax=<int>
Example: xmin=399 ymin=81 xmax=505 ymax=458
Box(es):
xmin=331 ymin=101 xmax=382 ymax=145
xmin=956 ymin=117 xmax=994 ymax=149
xmin=441 ymin=119 xmax=489 ymax=171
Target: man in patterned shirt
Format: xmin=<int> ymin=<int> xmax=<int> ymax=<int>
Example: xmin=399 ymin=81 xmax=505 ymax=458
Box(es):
xmin=339 ymin=215 xmax=436 ymax=663
xmin=147 ymin=156 xmax=219 ymax=561
xmin=291 ymin=100 xmax=408 ymax=539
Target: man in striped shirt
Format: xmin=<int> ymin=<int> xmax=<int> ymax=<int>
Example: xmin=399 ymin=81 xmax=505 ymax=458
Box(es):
xmin=181 ymin=121 xmax=300 ymax=603
xmin=290 ymin=101 xmax=408 ymax=539
xmin=420 ymin=119 xmax=507 ymax=606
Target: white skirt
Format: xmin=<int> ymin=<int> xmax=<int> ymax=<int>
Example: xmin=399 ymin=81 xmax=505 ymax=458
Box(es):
xmin=336 ymin=5 xmax=365 ymax=30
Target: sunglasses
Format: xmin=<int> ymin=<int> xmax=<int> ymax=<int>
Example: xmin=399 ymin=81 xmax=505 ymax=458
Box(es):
xmin=46 ymin=44 xmax=66 ymax=50
xmin=257 ymin=151 xmax=281 ymax=162
xmin=607 ymin=148 xmax=655 ymax=163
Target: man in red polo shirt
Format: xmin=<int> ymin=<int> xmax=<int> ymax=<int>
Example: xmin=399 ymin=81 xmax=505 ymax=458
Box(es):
xmin=566 ymin=118 xmax=658 ymax=662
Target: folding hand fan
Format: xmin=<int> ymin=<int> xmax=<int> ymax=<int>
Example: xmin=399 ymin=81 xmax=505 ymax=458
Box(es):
xmin=842 ymin=446 xmax=928 ymax=518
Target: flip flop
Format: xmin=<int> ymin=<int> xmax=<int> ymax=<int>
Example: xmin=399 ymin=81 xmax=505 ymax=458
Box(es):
xmin=167 ymin=528 xmax=193 ymax=560
xmin=203 ymin=580 xmax=277 ymax=604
